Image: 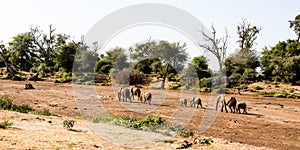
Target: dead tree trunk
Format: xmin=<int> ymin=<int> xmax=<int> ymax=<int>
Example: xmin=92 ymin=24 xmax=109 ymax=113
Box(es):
xmin=0 ymin=45 xmax=17 ymax=78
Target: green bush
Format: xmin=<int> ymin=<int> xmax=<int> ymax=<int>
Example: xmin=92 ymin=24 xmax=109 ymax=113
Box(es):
xmin=200 ymin=87 xmax=211 ymax=93
xmin=0 ymin=96 xmax=57 ymax=116
xmin=254 ymin=86 xmax=263 ymax=90
xmin=179 ymin=129 xmax=194 ymax=137
xmin=195 ymin=137 xmax=214 ymax=145
xmin=92 ymin=115 xmax=198 ymax=137
xmin=63 ymin=119 xmax=76 ymax=129
xmin=0 ymin=96 xmax=14 ymax=110
xmin=31 ymin=109 xmax=57 ymax=116
xmin=0 ymin=120 xmax=13 ymax=129
xmin=200 ymin=78 xmax=211 ymax=88
xmin=14 ymin=104 xmax=33 ymax=113
xmin=258 ymin=91 xmax=275 ymax=97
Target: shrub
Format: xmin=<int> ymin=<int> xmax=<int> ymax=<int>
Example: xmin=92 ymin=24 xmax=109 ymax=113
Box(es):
xmin=129 ymin=71 xmax=148 ymax=85
xmin=255 ymin=86 xmax=263 ymax=90
xmin=199 ymin=78 xmax=211 ymax=88
xmin=0 ymin=96 xmax=57 ymax=116
xmin=179 ymin=129 xmax=194 ymax=137
xmin=31 ymin=109 xmax=57 ymax=116
xmin=0 ymin=96 xmax=14 ymax=110
xmin=258 ymin=91 xmax=275 ymax=97
xmin=195 ymin=137 xmax=214 ymax=145
xmin=63 ymin=119 xmax=76 ymax=130
xmin=0 ymin=120 xmax=13 ymax=129
xmin=14 ymin=104 xmax=33 ymax=113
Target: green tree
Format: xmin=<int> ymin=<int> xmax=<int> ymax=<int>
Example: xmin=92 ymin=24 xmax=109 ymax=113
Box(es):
xmin=237 ymin=19 xmax=262 ymax=50
xmin=54 ymin=42 xmax=77 ymax=72
xmin=95 ymin=47 xmax=129 ymax=74
xmin=261 ymin=40 xmax=300 ymax=84
xmin=191 ymin=56 xmax=210 ymax=79
xmin=7 ymin=32 xmax=37 ymax=71
xmin=289 ymin=14 xmax=300 ymax=42
xmin=131 ymin=40 xmax=188 ymax=88
xmin=30 ymin=25 xmax=69 ymax=67
xmin=225 ymin=19 xmax=261 ymax=85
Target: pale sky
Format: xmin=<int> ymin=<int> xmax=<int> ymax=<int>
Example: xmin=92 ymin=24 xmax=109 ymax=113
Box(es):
xmin=0 ymin=0 xmax=299 ymax=59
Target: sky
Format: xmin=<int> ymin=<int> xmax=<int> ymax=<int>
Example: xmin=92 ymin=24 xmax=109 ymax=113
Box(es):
xmin=0 ymin=0 xmax=299 ymax=68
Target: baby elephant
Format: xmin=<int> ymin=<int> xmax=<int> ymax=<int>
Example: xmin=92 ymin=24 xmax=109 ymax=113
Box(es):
xmin=190 ymin=97 xmax=202 ymax=108
xmin=179 ymin=98 xmax=188 ymax=107
xmin=236 ymin=102 xmax=247 ymax=114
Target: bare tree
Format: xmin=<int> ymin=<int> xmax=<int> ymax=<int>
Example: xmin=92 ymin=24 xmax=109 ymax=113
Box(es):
xmin=198 ymin=24 xmax=229 ymax=70
xmin=30 ymin=24 xmax=56 ymax=66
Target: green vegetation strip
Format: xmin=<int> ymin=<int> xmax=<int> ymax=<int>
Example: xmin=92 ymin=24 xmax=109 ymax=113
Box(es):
xmin=0 ymin=96 xmax=57 ymax=116
xmin=257 ymin=92 xmax=299 ymax=98
xmin=92 ymin=115 xmax=194 ymax=137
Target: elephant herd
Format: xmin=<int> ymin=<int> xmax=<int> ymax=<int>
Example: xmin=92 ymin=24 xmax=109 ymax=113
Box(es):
xmin=117 ymin=87 xmax=152 ymax=104
xmin=116 ymin=86 xmax=248 ymax=114
xmin=179 ymin=97 xmax=203 ymax=108
xmin=216 ymin=95 xmax=248 ymax=114
xmin=180 ymin=95 xmax=248 ymax=114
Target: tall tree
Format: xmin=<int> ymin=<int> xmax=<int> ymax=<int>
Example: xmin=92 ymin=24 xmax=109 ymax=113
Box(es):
xmin=225 ymin=19 xmax=261 ymax=85
xmin=131 ymin=40 xmax=188 ymax=88
xmin=0 ymin=43 xmax=17 ymax=78
xmin=54 ymin=42 xmax=77 ymax=72
xmin=30 ymin=25 xmax=69 ymax=66
xmin=8 ymin=32 xmax=37 ymax=71
xmin=261 ymin=40 xmax=300 ymax=84
xmin=236 ymin=19 xmax=262 ymax=50
xmin=289 ymin=14 xmax=300 ymax=42
xmin=198 ymin=24 xmax=229 ymax=70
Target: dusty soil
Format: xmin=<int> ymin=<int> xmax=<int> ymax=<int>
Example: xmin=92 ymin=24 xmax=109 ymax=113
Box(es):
xmin=0 ymin=79 xmax=300 ymax=149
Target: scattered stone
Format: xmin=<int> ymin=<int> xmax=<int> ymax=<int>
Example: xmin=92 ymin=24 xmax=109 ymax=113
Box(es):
xmin=49 ymin=102 xmax=58 ymax=107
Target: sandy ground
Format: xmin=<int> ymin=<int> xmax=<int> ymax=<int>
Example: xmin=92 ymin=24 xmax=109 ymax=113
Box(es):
xmin=0 ymin=79 xmax=300 ymax=149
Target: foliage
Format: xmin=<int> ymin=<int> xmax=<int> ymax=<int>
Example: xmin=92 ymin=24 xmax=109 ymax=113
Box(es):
xmin=195 ymin=137 xmax=214 ymax=145
xmin=63 ymin=119 xmax=76 ymax=129
xmin=0 ymin=96 xmax=57 ymax=116
xmin=53 ymin=72 xmax=72 ymax=83
xmin=199 ymin=78 xmax=211 ymax=88
xmin=131 ymin=40 xmax=188 ymax=88
xmin=7 ymin=32 xmax=37 ymax=71
xmin=181 ymin=56 xmax=211 ymax=80
xmin=0 ymin=120 xmax=13 ymax=129
xmin=168 ymin=82 xmax=181 ymax=90
xmin=93 ymin=115 xmax=195 ymax=137
xmin=95 ymin=59 xmax=112 ymax=74
xmin=73 ymin=41 xmax=99 ymax=73
xmin=30 ymin=63 xmax=52 ymax=77
xmin=30 ymin=109 xmax=57 ymax=116
xmin=54 ymin=43 xmax=77 ymax=72
xmin=289 ymin=14 xmax=300 ymax=42
xmin=225 ymin=49 xmax=260 ymax=78
xmin=257 ymin=91 xmax=298 ymax=98
xmin=261 ymin=40 xmax=300 ymax=84
xmin=134 ymin=58 xmax=161 ymax=74
xmin=0 ymin=96 xmax=14 ymax=110
xmin=129 ymin=70 xmax=148 ymax=85
xmin=236 ymin=19 xmax=262 ymax=50
xmin=178 ymin=129 xmax=194 ymax=137
xmin=254 ymin=86 xmax=263 ymax=90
